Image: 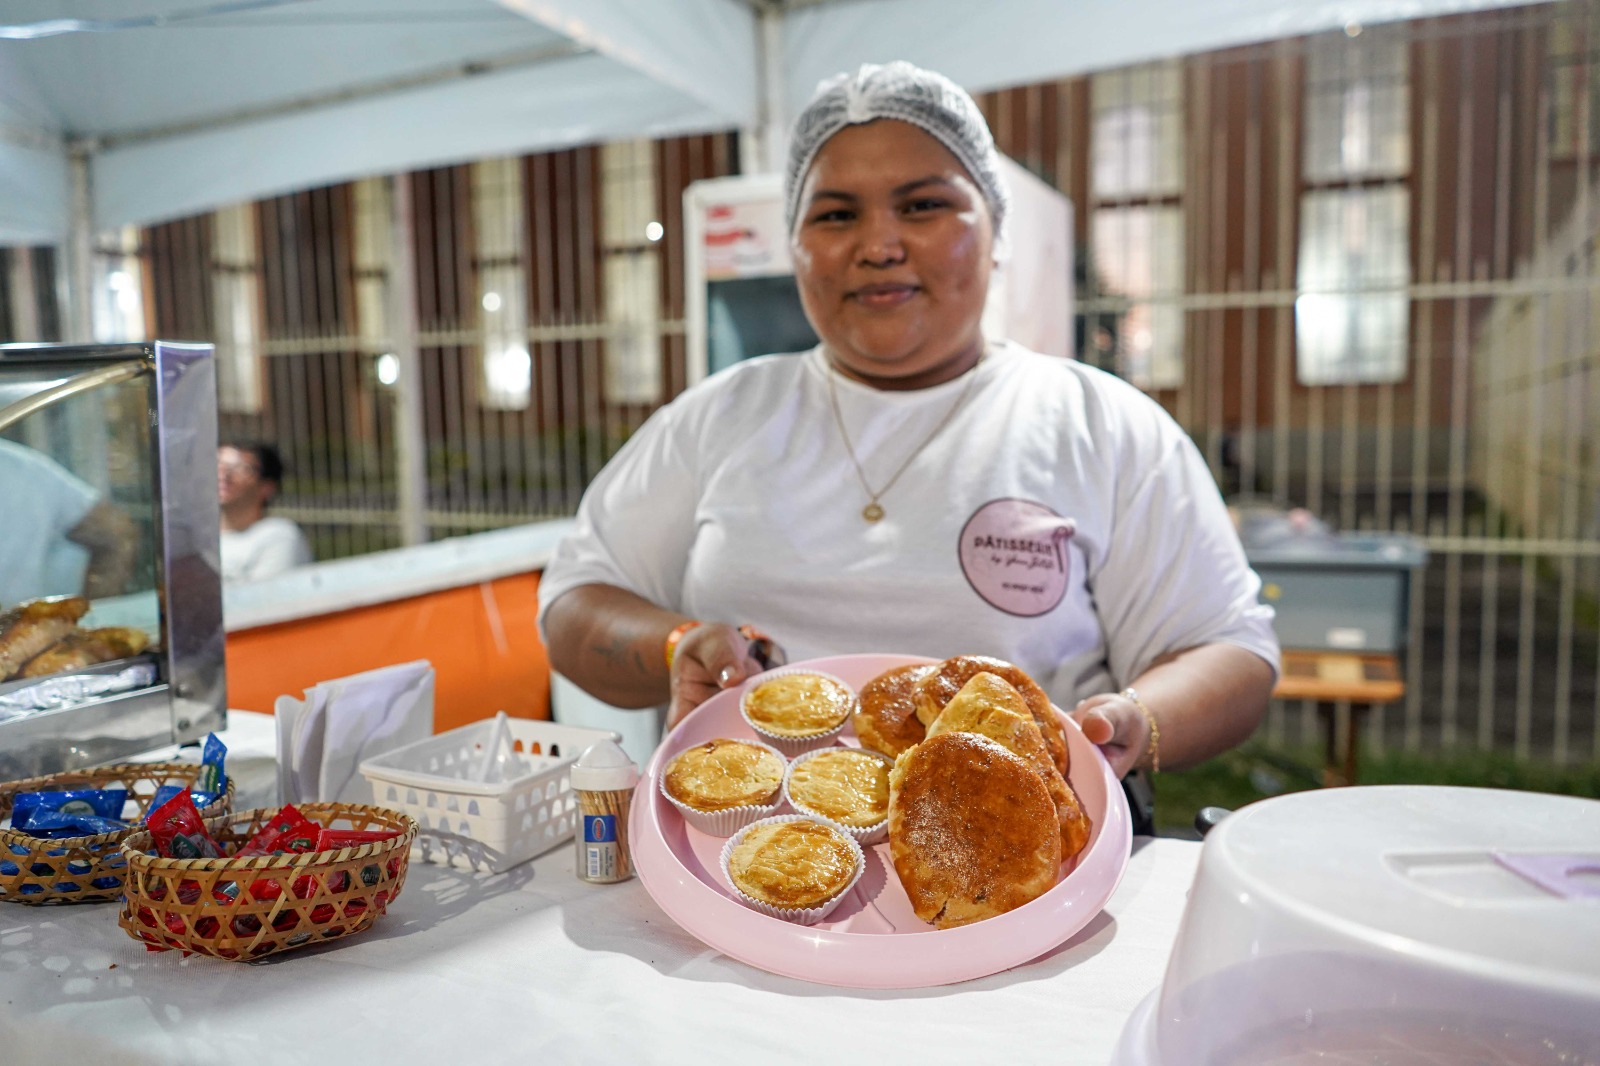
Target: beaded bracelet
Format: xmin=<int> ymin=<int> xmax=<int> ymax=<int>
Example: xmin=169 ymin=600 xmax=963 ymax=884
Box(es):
xmin=1122 ymin=687 xmax=1161 ymax=773
xmin=664 ymin=620 xmax=701 ymax=669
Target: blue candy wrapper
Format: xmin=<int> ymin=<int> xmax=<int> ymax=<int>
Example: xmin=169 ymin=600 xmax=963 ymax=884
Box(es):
xmin=194 ymin=734 xmax=228 ymax=796
xmin=142 ymin=784 xmax=221 ymax=824
xmin=9 ymin=789 xmax=131 ymax=840
xmin=18 ymin=809 xmax=130 ymax=838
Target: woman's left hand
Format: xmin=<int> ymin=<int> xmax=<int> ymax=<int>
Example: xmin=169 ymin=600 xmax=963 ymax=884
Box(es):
xmin=1071 ymin=692 xmax=1152 ymax=779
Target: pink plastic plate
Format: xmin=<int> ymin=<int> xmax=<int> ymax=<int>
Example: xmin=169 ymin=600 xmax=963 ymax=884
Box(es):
xmin=630 ymin=653 xmax=1132 ymax=989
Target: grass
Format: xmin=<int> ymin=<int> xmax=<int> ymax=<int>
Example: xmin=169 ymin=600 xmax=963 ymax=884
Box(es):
xmin=1152 ymin=742 xmax=1600 ymax=834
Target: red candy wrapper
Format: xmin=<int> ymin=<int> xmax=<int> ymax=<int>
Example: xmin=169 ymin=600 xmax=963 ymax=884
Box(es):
xmin=315 ymin=828 xmax=401 ymax=850
xmin=238 ymin=805 xmax=321 ymax=857
xmin=146 ymin=790 xmax=222 ymax=860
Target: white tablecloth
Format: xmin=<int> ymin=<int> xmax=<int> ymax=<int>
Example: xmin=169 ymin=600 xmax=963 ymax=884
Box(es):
xmin=0 ymin=713 xmax=1200 ymax=1066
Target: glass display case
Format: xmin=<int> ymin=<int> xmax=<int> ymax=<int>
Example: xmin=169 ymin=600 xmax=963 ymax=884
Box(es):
xmin=0 ymin=341 xmax=224 ymax=779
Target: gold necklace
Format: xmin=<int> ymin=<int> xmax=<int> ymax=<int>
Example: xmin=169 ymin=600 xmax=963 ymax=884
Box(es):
xmin=824 ymin=354 xmax=984 ymax=523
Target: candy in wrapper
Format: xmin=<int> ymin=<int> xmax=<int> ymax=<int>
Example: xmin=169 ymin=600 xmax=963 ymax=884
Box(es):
xmin=146 ymin=790 xmax=222 ymax=859
xmin=315 ymin=828 xmax=401 ymax=850
xmin=195 ymin=734 xmax=228 ymax=796
xmin=10 ymin=788 xmax=129 ymax=834
xmin=143 ymin=784 xmax=221 ymax=822
xmin=238 ymin=805 xmax=321 ymax=857
xmin=16 ymin=809 xmax=129 ymax=838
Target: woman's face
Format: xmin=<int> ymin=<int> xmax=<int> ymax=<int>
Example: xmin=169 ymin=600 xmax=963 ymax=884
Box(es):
xmin=791 ymin=119 xmax=994 ymax=389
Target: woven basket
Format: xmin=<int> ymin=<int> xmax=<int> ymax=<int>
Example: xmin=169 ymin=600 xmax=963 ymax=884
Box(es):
xmin=0 ymin=763 xmax=236 ymax=905
xmin=117 ymin=803 xmax=417 ymax=961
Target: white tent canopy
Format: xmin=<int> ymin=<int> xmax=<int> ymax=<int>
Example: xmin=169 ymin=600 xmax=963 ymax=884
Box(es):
xmin=0 ymin=0 xmax=1549 ymax=244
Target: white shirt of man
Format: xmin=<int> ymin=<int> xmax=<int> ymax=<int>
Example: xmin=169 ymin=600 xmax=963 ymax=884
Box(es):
xmin=537 ymin=343 xmax=1278 ymax=712
xmin=0 ymin=438 xmax=98 ymax=604
xmin=220 ymin=516 xmax=312 ymax=584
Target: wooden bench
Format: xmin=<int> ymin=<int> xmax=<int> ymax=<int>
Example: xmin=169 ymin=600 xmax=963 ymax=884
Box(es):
xmin=1273 ymin=650 xmax=1404 ymax=786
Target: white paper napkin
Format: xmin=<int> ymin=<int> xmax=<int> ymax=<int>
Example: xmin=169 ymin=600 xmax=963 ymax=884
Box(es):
xmin=274 ymin=660 xmax=436 ymax=806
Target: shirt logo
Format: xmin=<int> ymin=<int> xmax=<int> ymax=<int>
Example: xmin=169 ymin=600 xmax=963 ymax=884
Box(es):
xmin=958 ymin=499 xmax=1075 ymax=617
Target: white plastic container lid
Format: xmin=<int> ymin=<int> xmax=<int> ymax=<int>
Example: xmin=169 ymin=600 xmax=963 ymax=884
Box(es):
xmin=1116 ymin=785 xmax=1600 ymax=1065
xmin=569 ymin=739 xmax=639 ymax=792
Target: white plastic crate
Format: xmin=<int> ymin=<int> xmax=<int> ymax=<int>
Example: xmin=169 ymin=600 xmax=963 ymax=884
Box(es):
xmin=359 ymin=716 xmax=619 ymax=874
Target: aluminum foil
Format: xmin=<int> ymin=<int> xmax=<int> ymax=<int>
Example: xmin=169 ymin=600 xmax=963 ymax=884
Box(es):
xmin=0 ymin=662 xmax=159 ymax=721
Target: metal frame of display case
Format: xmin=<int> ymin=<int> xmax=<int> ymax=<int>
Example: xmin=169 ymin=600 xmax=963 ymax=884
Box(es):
xmin=0 ymin=341 xmax=224 ymax=779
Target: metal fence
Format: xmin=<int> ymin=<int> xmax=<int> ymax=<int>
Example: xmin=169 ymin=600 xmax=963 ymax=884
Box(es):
xmin=2 ymin=5 xmax=1596 ymax=765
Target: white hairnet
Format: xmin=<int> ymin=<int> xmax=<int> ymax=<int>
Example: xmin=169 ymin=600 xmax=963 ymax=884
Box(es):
xmin=784 ymin=60 xmax=1010 ymax=258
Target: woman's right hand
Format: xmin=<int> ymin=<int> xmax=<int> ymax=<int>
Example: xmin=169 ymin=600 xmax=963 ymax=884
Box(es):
xmin=666 ymin=624 xmax=768 ymax=728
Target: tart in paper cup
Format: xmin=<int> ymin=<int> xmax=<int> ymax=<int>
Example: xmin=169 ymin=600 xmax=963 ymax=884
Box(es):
xmin=658 ymin=737 xmax=787 ymax=837
xmin=781 ymin=746 xmax=893 ymax=846
xmin=739 ymin=667 xmax=858 ymax=757
xmin=718 ymin=814 xmax=865 ymax=926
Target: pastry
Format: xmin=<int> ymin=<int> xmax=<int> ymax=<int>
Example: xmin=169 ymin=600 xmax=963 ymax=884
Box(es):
xmin=742 ymin=672 xmax=854 ymax=739
xmin=888 ymin=731 xmax=1061 ymax=928
xmin=661 ymin=739 xmax=784 ymax=812
xmin=0 ymin=597 xmax=90 ymax=680
xmin=913 ymin=655 xmax=1070 ymax=776
xmin=854 ymin=663 xmax=935 ymax=757
xmin=926 ymin=672 xmax=1092 ymax=859
xmin=20 ymin=626 xmax=151 ymax=678
xmin=726 ymin=818 xmax=859 ymax=910
xmin=785 ymin=748 xmax=891 ymax=829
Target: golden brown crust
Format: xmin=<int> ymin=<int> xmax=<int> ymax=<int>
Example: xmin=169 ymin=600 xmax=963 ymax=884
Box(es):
xmin=744 ymin=673 xmax=854 ymax=738
xmin=786 ymin=749 xmax=890 ymax=828
xmin=18 ymin=626 xmax=151 ymax=679
xmin=0 ymin=597 xmax=90 ymax=680
xmin=913 ymin=655 xmax=1070 ymax=777
xmin=853 ymin=663 xmax=934 ymax=757
xmin=888 ymin=731 xmax=1062 ymax=928
xmin=926 ymin=672 xmax=1092 ymax=860
xmin=727 ymin=820 xmax=858 ymax=909
xmin=663 ymin=739 xmax=784 ymax=812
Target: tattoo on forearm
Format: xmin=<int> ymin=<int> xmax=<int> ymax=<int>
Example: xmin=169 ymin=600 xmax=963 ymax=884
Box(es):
xmin=592 ymin=636 xmax=647 ymax=677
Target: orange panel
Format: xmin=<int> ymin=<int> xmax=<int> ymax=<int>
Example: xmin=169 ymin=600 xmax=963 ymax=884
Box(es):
xmin=224 ymin=571 xmax=550 ymax=733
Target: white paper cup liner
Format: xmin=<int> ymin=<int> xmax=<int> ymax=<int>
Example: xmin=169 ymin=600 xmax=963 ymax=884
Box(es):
xmin=719 ymin=814 xmax=865 ymax=926
xmin=739 ymin=667 xmax=858 ymax=757
xmin=781 ymin=746 xmax=893 ymax=846
xmin=658 ymin=737 xmax=788 ymax=837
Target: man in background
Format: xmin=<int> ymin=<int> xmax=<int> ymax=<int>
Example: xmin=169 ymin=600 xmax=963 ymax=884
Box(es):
xmin=218 ymin=440 xmax=312 ymax=583
xmin=0 ymin=437 xmax=136 ymax=604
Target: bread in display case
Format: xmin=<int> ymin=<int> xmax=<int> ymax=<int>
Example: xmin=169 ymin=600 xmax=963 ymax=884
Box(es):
xmin=0 ymin=341 xmax=224 ymax=778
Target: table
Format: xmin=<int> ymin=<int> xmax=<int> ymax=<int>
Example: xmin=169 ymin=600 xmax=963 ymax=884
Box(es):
xmin=1274 ymin=650 xmax=1405 ymax=786
xmin=0 ymin=713 xmax=1202 ymax=1065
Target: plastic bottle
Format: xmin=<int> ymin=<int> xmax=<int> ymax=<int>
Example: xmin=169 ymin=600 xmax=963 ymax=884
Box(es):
xmin=569 ymin=739 xmax=639 ymax=884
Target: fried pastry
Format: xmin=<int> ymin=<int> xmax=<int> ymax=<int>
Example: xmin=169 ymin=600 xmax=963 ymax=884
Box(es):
xmin=785 ymin=748 xmax=890 ymax=829
xmin=19 ymin=626 xmax=151 ymax=678
xmin=913 ymin=655 xmax=1070 ymax=777
xmin=726 ymin=818 xmax=859 ymax=910
xmin=662 ymin=739 xmax=785 ymax=812
xmin=742 ymin=672 xmax=854 ymax=739
xmin=888 ymin=731 xmax=1062 ymax=929
xmin=853 ymin=663 xmax=934 ymax=758
xmin=926 ymin=672 xmax=1092 ymax=859
xmin=0 ymin=597 xmax=90 ymax=680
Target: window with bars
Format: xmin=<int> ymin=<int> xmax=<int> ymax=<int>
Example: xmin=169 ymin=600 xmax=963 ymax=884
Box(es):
xmin=1089 ymin=60 xmax=1186 ymax=390
xmin=1549 ymin=12 xmax=1600 ymax=160
xmin=1295 ymin=29 xmax=1411 ymax=386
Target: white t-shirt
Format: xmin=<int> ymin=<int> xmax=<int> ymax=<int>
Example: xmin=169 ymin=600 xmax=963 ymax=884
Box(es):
xmin=220 ymin=516 xmax=312 ymax=584
xmin=537 ymin=343 xmax=1278 ymax=709
xmin=0 ymin=439 xmax=98 ymax=604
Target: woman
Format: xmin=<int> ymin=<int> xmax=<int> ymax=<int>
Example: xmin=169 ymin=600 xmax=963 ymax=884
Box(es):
xmin=538 ymin=61 xmax=1277 ymax=778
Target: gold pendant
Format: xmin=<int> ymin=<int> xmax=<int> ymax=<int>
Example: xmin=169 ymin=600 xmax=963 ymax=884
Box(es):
xmin=863 ymin=502 xmax=885 ymax=522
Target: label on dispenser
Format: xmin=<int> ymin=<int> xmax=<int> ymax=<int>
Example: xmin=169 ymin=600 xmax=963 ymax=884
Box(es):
xmin=584 ymin=815 xmax=619 ymax=880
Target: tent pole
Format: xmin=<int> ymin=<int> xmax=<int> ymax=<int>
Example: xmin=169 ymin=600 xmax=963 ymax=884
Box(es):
xmin=741 ymin=5 xmax=786 ymax=175
xmin=389 ymin=173 xmax=429 ymax=547
xmin=63 ymin=142 xmax=95 ymax=343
